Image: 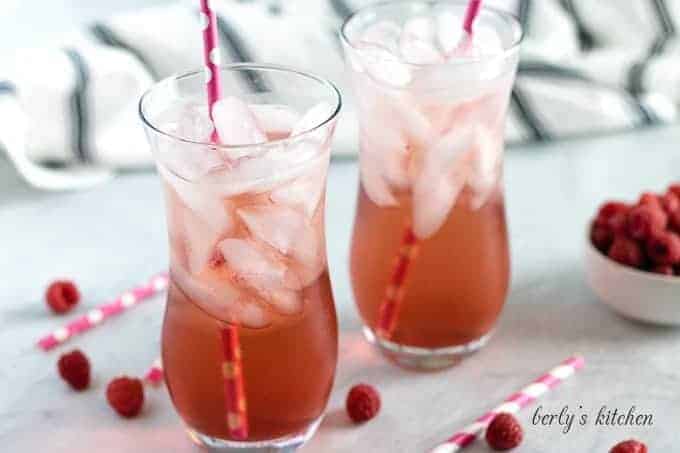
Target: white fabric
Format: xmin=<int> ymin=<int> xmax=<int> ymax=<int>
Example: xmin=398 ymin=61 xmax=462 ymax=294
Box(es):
xmin=0 ymin=0 xmax=679 ymax=189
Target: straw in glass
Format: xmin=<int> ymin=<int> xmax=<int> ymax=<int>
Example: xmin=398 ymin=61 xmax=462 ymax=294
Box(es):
xmin=199 ymin=0 xmax=248 ymax=440
xmin=374 ymin=0 xmax=484 ymax=340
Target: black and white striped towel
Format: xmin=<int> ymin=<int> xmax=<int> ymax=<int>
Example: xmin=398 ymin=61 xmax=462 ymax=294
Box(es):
xmin=1 ymin=0 xmax=679 ymax=188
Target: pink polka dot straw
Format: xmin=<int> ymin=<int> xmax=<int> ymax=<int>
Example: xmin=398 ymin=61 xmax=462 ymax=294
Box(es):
xmin=36 ymin=273 xmax=169 ymax=351
xmin=198 ymin=0 xmax=249 ymax=440
xmin=199 ymin=0 xmax=223 ymax=138
xmin=428 ymin=355 xmax=585 ymax=453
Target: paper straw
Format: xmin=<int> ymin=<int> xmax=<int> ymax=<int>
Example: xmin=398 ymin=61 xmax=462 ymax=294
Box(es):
xmin=199 ymin=0 xmax=249 ymax=439
xmin=36 ymin=273 xmax=169 ymax=351
xmin=462 ymin=0 xmax=483 ymax=34
xmin=375 ymin=0 xmax=486 ymax=340
xmin=221 ymin=328 xmax=249 ymax=440
xmin=375 ymin=227 xmax=419 ymax=339
xmin=144 ymin=357 xmax=164 ymax=386
xmin=428 ymin=355 xmax=585 ymax=453
xmin=199 ymin=0 xmax=223 ymax=123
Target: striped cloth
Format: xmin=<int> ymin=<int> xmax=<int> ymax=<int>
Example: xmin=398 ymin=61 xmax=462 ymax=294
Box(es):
xmin=0 ymin=0 xmax=679 ymax=188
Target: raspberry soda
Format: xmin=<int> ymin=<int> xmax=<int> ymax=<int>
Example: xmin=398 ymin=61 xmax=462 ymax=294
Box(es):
xmin=140 ymin=65 xmax=341 ymax=450
xmin=342 ymin=2 xmax=521 ymax=368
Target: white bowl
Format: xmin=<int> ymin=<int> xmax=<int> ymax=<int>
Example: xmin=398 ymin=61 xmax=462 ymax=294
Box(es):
xmin=585 ymin=232 xmax=680 ymax=326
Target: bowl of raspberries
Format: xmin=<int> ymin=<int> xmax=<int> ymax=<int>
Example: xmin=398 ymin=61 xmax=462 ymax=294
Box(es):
xmin=586 ymin=183 xmax=680 ymax=326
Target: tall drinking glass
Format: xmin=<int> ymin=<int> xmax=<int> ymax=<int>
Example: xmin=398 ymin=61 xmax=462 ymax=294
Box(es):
xmin=140 ymin=64 xmax=341 ymax=451
xmin=342 ymin=2 xmax=522 ymax=369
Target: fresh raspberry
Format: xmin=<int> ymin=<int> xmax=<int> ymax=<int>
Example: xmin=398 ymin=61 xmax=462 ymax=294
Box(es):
xmin=57 ymin=349 xmax=91 ymax=391
xmin=626 ymin=205 xmax=667 ymax=240
xmin=638 ymin=192 xmax=662 ymax=209
xmin=651 ymin=264 xmax=675 ymax=276
xmin=45 ymin=280 xmax=81 ymax=314
xmin=608 ymin=236 xmax=645 ymax=268
xmin=668 ymin=183 xmax=680 ymax=198
xmin=670 ymin=210 xmax=680 ymax=233
xmin=106 ymin=376 xmax=145 ymax=418
xmin=346 ymin=384 xmax=380 ymax=423
xmin=595 ymin=202 xmax=630 ymax=234
xmin=485 ymin=413 xmax=523 ymax=451
xmin=590 ymin=223 xmax=614 ymax=253
xmin=609 ymin=439 xmax=648 ymax=453
xmin=661 ymin=191 xmax=680 ymax=214
xmin=646 ymin=231 xmax=680 ymax=265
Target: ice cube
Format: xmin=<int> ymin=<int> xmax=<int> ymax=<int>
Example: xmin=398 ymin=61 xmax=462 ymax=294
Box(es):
xmin=357 ymin=43 xmax=413 ymax=88
xmin=181 ymin=205 xmax=232 ymax=274
xmin=212 ymin=96 xmax=267 ymax=146
xmin=400 ymin=16 xmax=443 ymax=64
xmin=468 ymin=126 xmax=502 ymax=209
xmin=218 ymin=239 xmax=304 ymax=314
xmin=236 ymin=302 xmax=270 ymax=329
xmin=402 ymin=16 xmax=436 ymax=43
xmin=360 ymin=20 xmax=402 ymax=52
xmin=359 ymin=144 xmax=398 ymax=207
xmin=412 ymin=127 xmax=474 ymax=239
xmin=160 ymin=168 xmax=235 ymax=273
xmin=436 ymin=11 xmax=465 ymax=54
xmin=358 ymin=89 xmax=433 ymax=150
xmin=270 ymin=159 xmax=328 ymax=217
xmin=237 ymin=205 xmax=316 ymax=264
xmin=171 ymin=261 xmax=270 ymax=328
xmin=386 ymin=94 xmax=434 ymax=149
xmin=291 ymin=102 xmax=334 ymax=139
xmin=400 ymin=35 xmax=444 ymax=64
xmin=265 ymin=289 xmax=303 ymax=315
xmin=219 ymin=238 xmax=286 ymax=289
xmin=361 ymin=125 xmax=410 ymax=190
xmin=249 ymin=103 xmax=301 ymax=136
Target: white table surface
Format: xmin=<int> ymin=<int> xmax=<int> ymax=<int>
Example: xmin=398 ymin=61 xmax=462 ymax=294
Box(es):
xmin=2 ymin=125 xmax=680 ymax=452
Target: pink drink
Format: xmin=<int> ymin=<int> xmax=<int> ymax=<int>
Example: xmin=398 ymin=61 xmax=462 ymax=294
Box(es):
xmin=140 ymin=66 xmax=341 ymax=451
xmin=342 ymin=2 xmax=521 ymax=368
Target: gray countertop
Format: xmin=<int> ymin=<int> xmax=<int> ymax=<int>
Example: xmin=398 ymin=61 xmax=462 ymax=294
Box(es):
xmin=2 ymin=126 xmax=680 ymax=452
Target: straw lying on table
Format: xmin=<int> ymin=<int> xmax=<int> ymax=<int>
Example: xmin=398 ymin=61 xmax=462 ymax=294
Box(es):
xmin=428 ymin=355 xmax=585 ymax=453
xmin=36 ymin=273 xmax=169 ymax=351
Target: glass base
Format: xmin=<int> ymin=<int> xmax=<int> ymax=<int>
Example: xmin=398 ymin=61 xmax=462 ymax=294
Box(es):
xmin=363 ymin=326 xmax=494 ymax=370
xmin=185 ymin=417 xmax=322 ymax=452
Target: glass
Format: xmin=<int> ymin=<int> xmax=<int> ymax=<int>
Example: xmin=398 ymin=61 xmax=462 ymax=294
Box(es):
xmin=140 ymin=64 xmax=341 ymax=451
xmin=342 ymin=1 xmax=522 ymax=369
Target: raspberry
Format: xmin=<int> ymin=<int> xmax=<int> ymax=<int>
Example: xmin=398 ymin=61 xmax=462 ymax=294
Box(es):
xmin=609 ymin=439 xmax=647 ymax=453
xmin=608 ymin=236 xmax=645 ymax=268
xmin=46 ymin=280 xmax=80 ymax=314
xmin=651 ymin=264 xmax=675 ymax=276
xmin=647 ymin=231 xmax=680 ymax=265
xmin=626 ymin=205 xmax=667 ymax=240
xmin=485 ymin=413 xmax=523 ymax=451
xmin=595 ymin=202 xmax=629 ymax=234
xmin=638 ymin=192 xmax=662 ymax=209
xmin=346 ymin=384 xmax=380 ymax=423
xmin=670 ymin=210 xmax=680 ymax=233
xmin=661 ymin=191 xmax=680 ymax=214
xmin=590 ymin=223 xmax=614 ymax=253
xmin=106 ymin=376 xmax=145 ymax=418
xmin=57 ymin=349 xmax=91 ymax=391
xmin=669 ymin=183 xmax=680 ymax=198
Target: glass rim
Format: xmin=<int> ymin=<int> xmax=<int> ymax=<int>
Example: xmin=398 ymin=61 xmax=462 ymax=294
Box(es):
xmin=340 ymin=0 xmax=524 ymax=68
xmin=138 ymin=63 xmax=342 ymax=150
